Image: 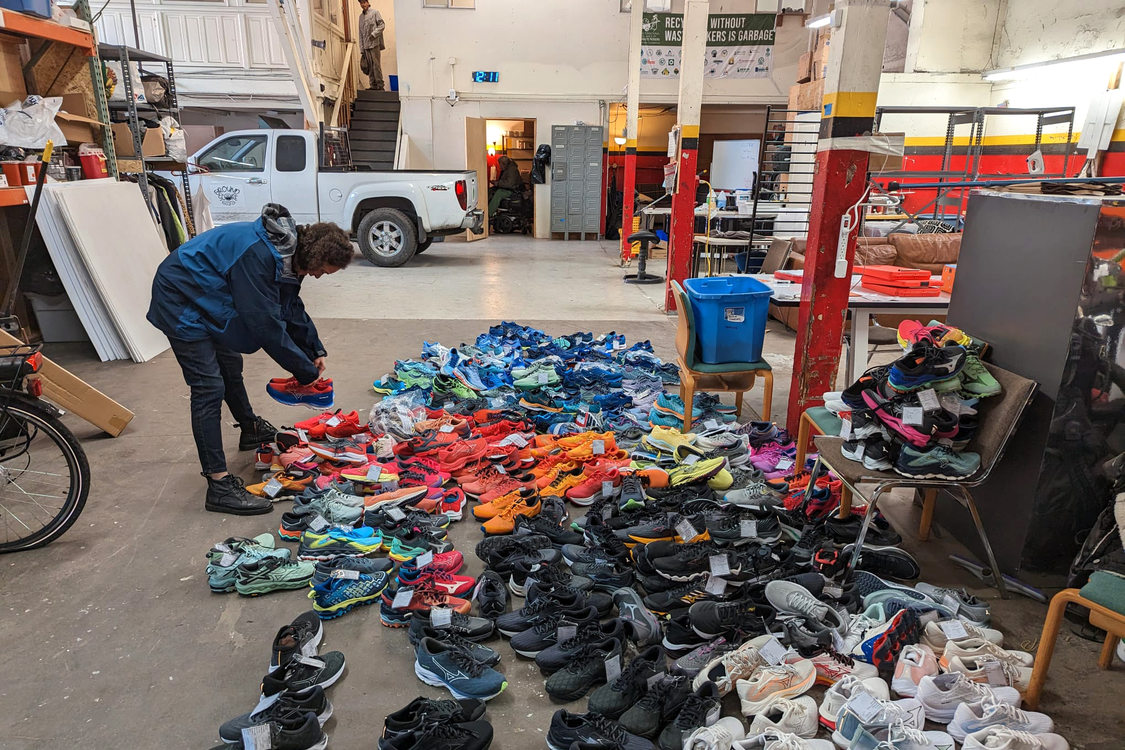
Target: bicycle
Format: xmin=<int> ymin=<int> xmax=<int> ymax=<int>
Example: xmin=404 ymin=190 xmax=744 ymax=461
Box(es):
xmin=0 ymin=344 xmax=90 ymax=552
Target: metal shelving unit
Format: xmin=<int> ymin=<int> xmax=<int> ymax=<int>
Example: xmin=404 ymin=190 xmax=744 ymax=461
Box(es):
xmin=98 ymin=44 xmax=194 ymax=236
xmin=870 ymin=105 xmax=1078 ymax=225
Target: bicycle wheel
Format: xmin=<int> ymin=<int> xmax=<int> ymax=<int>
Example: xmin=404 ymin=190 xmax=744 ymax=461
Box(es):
xmin=0 ymin=398 xmax=90 ymax=553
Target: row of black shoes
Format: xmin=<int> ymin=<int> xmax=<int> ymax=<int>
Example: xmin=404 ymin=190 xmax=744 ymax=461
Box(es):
xmin=210 ymin=612 xmax=344 ymax=749
xmin=379 ymin=696 xmax=494 ymax=749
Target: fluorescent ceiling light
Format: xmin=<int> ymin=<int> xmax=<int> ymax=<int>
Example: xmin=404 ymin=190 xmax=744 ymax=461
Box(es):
xmin=614 ymin=136 xmax=627 ymax=145
xmin=984 ymin=47 xmax=1125 ymax=81
xmin=806 ymin=13 xmax=832 ymax=29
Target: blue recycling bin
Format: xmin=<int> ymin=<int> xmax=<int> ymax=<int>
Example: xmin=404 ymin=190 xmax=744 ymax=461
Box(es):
xmin=0 ymin=0 xmax=53 ymax=17
xmin=683 ymin=276 xmax=771 ymax=364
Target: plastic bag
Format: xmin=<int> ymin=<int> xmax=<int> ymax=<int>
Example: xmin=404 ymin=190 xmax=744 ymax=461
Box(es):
xmin=104 ymin=61 xmax=147 ymax=103
xmin=160 ymin=116 xmax=186 ymax=162
xmin=0 ymin=96 xmax=67 ymax=149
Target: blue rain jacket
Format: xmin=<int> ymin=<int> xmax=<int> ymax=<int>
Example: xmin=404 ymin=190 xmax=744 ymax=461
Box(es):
xmin=147 ymin=204 xmax=323 ymax=384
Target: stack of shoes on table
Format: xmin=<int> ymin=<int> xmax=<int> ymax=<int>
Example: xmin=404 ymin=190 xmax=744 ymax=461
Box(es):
xmin=821 ymin=319 xmax=1003 ymax=481
xmin=210 ymin=612 xmax=342 ymax=749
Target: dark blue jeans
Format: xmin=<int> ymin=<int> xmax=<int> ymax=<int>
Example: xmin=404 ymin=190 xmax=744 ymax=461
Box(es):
xmin=168 ymin=337 xmax=257 ymax=475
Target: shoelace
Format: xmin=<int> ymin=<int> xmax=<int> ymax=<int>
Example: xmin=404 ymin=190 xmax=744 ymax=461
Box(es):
xmin=980 ymin=694 xmax=1032 ymax=723
xmin=586 ymin=713 xmax=630 ymax=744
xmin=438 ymin=645 xmax=486 ymax=677
xmin=610 ymin=653 xmax=653 ymax=690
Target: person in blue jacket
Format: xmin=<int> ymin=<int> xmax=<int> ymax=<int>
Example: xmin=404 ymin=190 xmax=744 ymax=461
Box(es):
xmin=147 ymin=204 xmax=353 ymax=515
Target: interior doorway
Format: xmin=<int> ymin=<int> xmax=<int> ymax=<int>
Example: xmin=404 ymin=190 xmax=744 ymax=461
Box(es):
xmin=484 ymin=118 xmax=536 ymax=236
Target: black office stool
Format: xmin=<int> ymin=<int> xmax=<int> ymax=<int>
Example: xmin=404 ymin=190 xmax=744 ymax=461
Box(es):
xmin=623 ymin=230 xmax=664 ymax=285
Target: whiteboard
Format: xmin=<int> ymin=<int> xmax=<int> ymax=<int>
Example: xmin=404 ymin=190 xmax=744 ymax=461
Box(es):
xmin=710 ymin=139 xmax=761 ymax=191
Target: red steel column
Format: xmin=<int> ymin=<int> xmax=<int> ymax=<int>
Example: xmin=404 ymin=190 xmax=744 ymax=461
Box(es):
xmin=785 ymin=0 xmax=892 ymax=433
xmin=664 ymin=0 xmax=709 ymax=311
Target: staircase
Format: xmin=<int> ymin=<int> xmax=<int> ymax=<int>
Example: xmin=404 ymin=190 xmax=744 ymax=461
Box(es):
xmin=349 ymin=89 xmax=400 ymax=170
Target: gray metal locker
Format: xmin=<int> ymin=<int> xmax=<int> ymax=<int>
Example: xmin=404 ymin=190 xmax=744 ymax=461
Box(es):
xmin=549 ymin=124 xmax=604 ymax=239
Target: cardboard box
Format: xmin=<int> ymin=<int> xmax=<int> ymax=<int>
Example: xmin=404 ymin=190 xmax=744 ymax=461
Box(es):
xmin=788 ymin=79 xmax=824 ymax=112
xmin=0 ymin=42 xmax=26 ymax=100
xmin=0 ymin=328 xmax=135 ymax=436
xmin=111 ymin=122 xmax=164 ymax=158
xmin=56 ymin=93 xmax=106 ymax=146
xmin=796 ymin=52 xmax=812 ymax=83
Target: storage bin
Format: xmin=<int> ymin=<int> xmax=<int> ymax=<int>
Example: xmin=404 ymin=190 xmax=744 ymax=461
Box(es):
xmin=683 ymin=276 xmax=771 ymax=363
xmin=25 ymin=293 xmax=88 ymax=343
xmin=0 ymin=0 xmax=53 ymax=19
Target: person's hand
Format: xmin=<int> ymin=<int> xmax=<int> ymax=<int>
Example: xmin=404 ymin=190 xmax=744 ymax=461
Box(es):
xmin=313 ymin=356 xmax=327 ymax=376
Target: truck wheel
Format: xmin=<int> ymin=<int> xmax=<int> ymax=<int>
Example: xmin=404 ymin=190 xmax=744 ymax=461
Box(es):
xmin=415 ymin=238 xmax=434 ymax=254
xmin=358 ymin=208 xmax=417 ymax=267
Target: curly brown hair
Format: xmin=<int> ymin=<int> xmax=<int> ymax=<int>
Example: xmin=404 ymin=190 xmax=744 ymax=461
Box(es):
xmin=295 ymin=223 xmax=354 ymax=272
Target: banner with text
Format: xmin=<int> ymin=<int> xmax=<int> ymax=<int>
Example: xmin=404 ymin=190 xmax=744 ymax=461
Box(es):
xmin=640 ymin=12 xmax=776 ymax=79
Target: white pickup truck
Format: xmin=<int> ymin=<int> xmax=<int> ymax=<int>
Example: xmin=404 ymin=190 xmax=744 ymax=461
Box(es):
xmin=183 ymin=129 xmax=484 ymax=267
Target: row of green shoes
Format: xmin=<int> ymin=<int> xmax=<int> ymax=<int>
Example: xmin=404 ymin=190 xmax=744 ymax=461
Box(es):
xmin=206 ymin=534 xmax=314 ymax=596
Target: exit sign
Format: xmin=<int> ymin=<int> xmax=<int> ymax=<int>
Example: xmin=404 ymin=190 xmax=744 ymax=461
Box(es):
xmin=472 ymin=71 xmax=499 ymax=83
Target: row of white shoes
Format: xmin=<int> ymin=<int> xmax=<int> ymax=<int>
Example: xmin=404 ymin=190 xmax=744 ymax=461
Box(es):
xmin=684 ymin=720 xmax=1063 ymax=750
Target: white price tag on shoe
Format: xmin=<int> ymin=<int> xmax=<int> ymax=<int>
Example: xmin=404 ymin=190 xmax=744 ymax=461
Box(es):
xmin=848 ymin=690 xmax=884 ymax=723
xmin=983 ymin=659 xmax=1009 ymax=687
xmin=538 ymin=372 xmax=550 ymax=385
xmin=415 ymin=550 xmax=434 ymax=569
xmin=758 ymin=636 xmax=787 ymax=665
xmin=917 ymin=388 xmax=941 ymax=412
xmin=366 ymin=464 xmax=383 ymax=482
xmin=556 ymin=624 xmax=578 ymax=643
xmin=219 ymin=552 xmax=238 ymax=567
xmin=499 ymin=433 xmax=529 ymax=448
xmin=326 ymin=415 xmax=342 ymax=427
xmin=740 ymin=519 xmax=758 ymax=538
xmin=431 ymin=607 xmax=453 ymax=628
xmin=902 ymin=406 xmax=925 ymax=426
xmin=604 ymin=653 xmax=622 ymax=682
xmin=602 ymin=481 xmax=615 ymax=498
xmin=332 ymin=568 xmax=360 ymax=580
xmin=386 ymin=506 xmax=406 ymax=521
xmin=675 ymin=518 xmax=699 ymax=541
xmin=577 ymin=411 xmax=589 ymax=428
xmin=682 ymin=454 xmax=700 ymax=466
xmin=708 ymin=554 xmax=731 ymax=578
xmin=822 ymin=583 xmax=844 ymax=599
xmin=852 ymin=442 xmax=866 ymax=460
xmin=242 ymin=724 xmax=274 ymax=750
xmin=263 ymin=477 xmax=284 ymax=498
xmin=591 ymin=440 xmax=605 ymax=455
xmin=705 ymin=575 xmax=727 ymax=596
xmin=775 ymin=458 xmax=795 ymax=471
xmin=308 ymin=515 xmax=329 ymax=533
xmin=704 ymin=419 xmax=720 ymax=431
xmin=380 ymin=479 xmax=400 ymax=492
xmin=831 ymin=630 xmax=848 ymax=653
xmin=440 ymin=425 xmax=455 ymax=433
xmin=939 ymin=619 xmax=969 ymax=640
xmin=297 ymin=429 xmax=308 ymax=444
xmin=391 ymin=587 xmax=415 ymax=608
xmin=839 ymin=418 xmax=852 ymax=439
xmin=942 ymin=593 xmax=963 ymax=610
xmin=647 ymin=672 xmax=666 ymax=689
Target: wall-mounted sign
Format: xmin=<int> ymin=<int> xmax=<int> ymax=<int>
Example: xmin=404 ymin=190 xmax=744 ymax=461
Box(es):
xmin=472 ymin=71 xmax=499 ymax=83
xmin=640 ymin=12 xmax=777 ymax=79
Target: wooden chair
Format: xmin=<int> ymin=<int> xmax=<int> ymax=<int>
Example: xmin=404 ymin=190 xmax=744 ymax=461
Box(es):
xmin=671 ymin=280 xmax=773 ymax=431
xmin=1024 ymin=582 xmax=1125 ymax=709
xmin=801 ymin=363 xmax=1037 ymax=597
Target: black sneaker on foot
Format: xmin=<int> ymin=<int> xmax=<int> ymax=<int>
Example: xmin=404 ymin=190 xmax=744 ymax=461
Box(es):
xmin=205 ymin=474 xmax=273 ymax=516
xmin=239 ymin=415 xmax=279 ymax=451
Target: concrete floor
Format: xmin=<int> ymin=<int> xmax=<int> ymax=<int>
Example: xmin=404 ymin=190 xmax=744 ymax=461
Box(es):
xmin=0 ymin=235 xmax=1122 ymax=748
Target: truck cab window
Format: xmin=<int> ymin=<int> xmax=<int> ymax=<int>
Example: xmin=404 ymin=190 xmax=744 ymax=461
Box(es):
xmin=276 ymin=135 xmax=307 ymax=172
xmin=198 ymin=135 xmax=267 ymax=172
